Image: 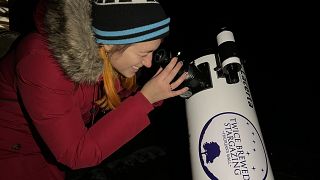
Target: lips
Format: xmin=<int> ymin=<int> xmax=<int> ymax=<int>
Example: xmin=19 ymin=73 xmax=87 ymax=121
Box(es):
xmin=132 ymin=65 xmax=141 ymax=72
xmin=132 ymin=65 xmax=139 ymax=70
xmin=131 ymin=65 xmax=142 ymax=72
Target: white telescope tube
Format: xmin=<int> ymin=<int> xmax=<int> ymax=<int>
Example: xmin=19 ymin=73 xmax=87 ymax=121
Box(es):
xmin=185 ymin=53 xmax=274 ymax=180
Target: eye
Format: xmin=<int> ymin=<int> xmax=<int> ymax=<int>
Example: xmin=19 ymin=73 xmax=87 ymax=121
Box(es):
xmin=140 ymin=52 xmax=152 ymax=58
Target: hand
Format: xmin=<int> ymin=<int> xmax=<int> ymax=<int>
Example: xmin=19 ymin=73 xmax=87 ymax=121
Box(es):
xmin=140 ymin=57 xmax=189 ymax=104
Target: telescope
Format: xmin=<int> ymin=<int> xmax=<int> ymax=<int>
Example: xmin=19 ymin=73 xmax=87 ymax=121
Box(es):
xmin=153 ymin=27 xmax=275 ymax=179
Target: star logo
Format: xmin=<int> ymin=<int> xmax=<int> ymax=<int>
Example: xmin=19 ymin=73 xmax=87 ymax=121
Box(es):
xmin=199 ymin=112 xmax=271 ymax=180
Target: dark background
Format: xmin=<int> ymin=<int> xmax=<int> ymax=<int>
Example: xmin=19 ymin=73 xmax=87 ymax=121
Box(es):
xmin=4 ymin=0 xmax=318 ymax=179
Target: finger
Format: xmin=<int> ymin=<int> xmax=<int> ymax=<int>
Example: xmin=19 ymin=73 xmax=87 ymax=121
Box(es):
xmin=171 ymin=87 xmax=190 ymax=97
xmin=165 ymin=60 xmax=183 ymax=83
xmin=157 ymin=57 xmax=178 ymax=79
xmin=169 ymin=71 xmax=188 ymax=90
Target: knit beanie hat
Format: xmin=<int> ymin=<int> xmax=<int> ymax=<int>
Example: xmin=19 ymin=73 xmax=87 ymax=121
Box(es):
xmin=91 ymin=0 xmax=170 ymax=45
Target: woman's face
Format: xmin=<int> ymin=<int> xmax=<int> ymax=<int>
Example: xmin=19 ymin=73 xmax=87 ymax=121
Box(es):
xmin=105 ymin=39 xmax=162 ymax=78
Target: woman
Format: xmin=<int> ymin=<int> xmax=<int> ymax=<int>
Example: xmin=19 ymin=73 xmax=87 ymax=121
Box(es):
xmin=0 ymin=0 xmax=188 ymax=179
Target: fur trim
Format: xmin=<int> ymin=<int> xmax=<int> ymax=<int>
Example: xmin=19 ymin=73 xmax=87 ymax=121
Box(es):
xmin=44 ymin=0 xmax=103 ymax=84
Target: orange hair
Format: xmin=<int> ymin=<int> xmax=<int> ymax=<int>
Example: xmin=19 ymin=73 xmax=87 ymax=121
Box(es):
xmin=98 ymin=46 xmax=137 ymax=110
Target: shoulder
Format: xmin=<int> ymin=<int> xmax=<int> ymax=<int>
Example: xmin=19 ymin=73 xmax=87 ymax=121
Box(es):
xmin=18 ymin=32 xmax=47 ymax=51
xmin=16 ymin=32 xmax=74 ymax=90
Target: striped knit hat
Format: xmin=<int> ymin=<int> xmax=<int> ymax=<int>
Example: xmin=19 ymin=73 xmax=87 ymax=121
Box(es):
xmin=91 ymin=0 xmax=170 ymax=45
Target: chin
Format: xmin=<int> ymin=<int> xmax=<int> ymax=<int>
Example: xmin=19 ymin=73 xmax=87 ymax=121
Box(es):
xmin=122 ymin=72 xmax=135 ymax=78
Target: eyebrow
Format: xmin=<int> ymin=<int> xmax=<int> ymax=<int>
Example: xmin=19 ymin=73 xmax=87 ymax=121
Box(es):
xmin=140 ymin=49 xmax=154 ymax=54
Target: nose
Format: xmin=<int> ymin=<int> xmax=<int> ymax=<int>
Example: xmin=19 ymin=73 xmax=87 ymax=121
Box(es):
xmin=142 ymin=54 xmax=153 ymax=68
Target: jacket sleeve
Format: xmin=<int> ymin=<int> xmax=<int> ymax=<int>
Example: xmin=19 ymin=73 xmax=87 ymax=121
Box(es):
xmin=16 ymin=43 xmax=153 ymax=169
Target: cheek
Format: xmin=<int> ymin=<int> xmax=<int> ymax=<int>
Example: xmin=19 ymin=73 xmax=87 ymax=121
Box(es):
xmin=110 ymin=53 xmax=141 ymax=71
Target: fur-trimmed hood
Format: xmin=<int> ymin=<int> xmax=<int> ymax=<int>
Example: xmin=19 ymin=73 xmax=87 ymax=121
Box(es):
xmin=40 ymin=0 xmax=103 ymax=84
